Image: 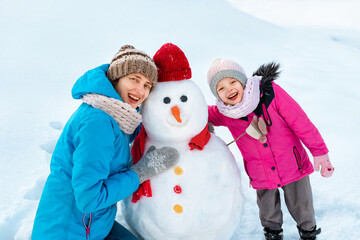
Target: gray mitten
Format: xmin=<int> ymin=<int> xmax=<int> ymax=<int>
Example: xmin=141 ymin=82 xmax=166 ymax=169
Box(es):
xmin=208 ymin=122 xmax=215 ymax=134
xmin=131 ymin=146 xmax=180 ymax=183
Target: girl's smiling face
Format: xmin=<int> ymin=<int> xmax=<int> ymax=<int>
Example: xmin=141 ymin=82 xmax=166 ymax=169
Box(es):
xmin=216 ymin=77 xmax=244 ymax=106
xmin=114 ymin=73 xmax=152 ymax=108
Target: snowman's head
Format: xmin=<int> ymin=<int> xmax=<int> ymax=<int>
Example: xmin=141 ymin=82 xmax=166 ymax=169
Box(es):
xmin=141 ymin=80 xmax=208 ymax=144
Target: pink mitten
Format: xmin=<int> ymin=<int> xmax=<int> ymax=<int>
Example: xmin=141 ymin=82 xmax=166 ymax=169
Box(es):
xmin=313 ymin=153 xmax=334 ymax=178
xmin=245 ymin=116 xmax=268 ymax=143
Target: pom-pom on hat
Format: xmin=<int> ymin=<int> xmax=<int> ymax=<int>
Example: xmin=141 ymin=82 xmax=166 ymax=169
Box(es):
xmin=107 ymin=45 xmax=158 ymax=86
xmin=207 ymin=58 xmax=247 ymax=99
xmin=153 ymin=43 xmax=192 ymax=82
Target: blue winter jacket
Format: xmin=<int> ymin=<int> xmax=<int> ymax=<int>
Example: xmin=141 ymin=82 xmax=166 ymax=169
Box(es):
xmin=32 ymin=64 xmax=140 ymax=240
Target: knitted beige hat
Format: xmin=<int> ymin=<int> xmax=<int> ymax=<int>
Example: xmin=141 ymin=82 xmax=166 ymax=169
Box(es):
xmin=107 ymin=45 xmax=158 ymax=86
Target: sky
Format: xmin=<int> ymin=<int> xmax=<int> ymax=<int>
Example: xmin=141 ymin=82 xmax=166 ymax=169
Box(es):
xmin=0 ymin=0 xmax=359 ymax=239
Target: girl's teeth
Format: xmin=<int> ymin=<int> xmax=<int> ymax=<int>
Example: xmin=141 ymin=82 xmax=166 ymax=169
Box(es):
xmin=228 ymin=93 xmax=237 ymax=99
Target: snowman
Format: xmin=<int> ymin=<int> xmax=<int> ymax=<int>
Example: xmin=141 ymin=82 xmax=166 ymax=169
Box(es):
xmin=122 ymin=43 xmax=243 ymax=240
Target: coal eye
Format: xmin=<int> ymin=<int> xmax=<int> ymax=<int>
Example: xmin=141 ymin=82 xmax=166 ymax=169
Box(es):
xmin=163 ymin=97 xmax=171 ymax=104
xmin=180 ymin=95 xmax=188 ymax=102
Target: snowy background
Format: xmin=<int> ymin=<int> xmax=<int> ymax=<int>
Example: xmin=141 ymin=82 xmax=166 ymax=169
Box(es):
xmin=1 ymin=0 xmax=359 ymax=239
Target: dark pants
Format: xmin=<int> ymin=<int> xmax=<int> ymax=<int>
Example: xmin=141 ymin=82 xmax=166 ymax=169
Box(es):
xmin=104 ymin=221 xmax=138 ymax=240
xmin=256 ymin=176 xmax=316 ymax=231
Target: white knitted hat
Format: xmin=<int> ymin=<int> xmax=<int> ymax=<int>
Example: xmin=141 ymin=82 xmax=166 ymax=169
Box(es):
xmin=207 ymin=58 xmax=247 ymax=99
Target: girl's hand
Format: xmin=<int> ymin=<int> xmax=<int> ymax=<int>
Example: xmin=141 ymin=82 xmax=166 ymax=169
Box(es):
xmin=314 ymin=153 xmax=334 ymax=178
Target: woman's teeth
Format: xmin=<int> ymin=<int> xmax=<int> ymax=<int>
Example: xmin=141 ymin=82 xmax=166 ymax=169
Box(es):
xmin=129 ymin=94 xmax=140 ymax=101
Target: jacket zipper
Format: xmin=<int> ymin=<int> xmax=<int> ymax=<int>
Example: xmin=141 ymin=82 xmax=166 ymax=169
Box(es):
xmin=262 ymin=103 xmax=272 ymax=126
xmin=293 ymin=146 xmax=303 ymax=174
xmin=244 ymin=160 xmax=253 ymax=188
xmin=83 ymin=213 xmax=92 ymax=239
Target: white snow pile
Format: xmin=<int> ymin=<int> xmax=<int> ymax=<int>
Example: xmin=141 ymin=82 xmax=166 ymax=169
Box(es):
xmin=0 ymin=0 xmax=359 ymax=239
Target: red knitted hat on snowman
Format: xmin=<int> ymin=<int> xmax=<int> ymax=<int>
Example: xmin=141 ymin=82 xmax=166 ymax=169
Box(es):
xmin=153 ymin=43 xmax=192 ymax=82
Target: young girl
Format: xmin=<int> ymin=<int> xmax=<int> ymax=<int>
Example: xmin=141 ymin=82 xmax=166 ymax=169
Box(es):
xmin=207 ymin=58 xmax=334 ymax=240
xmin=32 ymin=45 xmax=179 ymax=240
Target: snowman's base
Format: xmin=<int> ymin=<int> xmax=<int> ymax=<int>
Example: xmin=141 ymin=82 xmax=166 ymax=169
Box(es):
xmin=122 ymin=134 xmax=244 ymax=240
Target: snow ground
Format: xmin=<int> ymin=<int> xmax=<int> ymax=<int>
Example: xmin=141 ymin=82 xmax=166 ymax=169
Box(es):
xmin=0 ymin=0 xmax=359 ymax=239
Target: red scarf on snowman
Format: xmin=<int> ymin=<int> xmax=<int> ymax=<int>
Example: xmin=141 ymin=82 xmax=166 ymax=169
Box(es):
xmin=131 ymin=43 xmax=211 ymax=203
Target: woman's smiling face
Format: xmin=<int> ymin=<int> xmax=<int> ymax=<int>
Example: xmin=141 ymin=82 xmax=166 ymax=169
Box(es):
xmin=216 ymin=77 xmax=244 ymax=106
xmin=114 ymin=73 xmax=152 ymax=108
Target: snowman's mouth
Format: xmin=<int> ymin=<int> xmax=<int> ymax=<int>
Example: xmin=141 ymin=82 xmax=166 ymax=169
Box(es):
xmin=167 ymin=118 xmax=188 ymax=128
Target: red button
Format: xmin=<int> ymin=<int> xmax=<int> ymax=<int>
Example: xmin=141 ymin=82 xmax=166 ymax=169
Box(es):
xmin=174 ymin=185 xmax=182 ymax=194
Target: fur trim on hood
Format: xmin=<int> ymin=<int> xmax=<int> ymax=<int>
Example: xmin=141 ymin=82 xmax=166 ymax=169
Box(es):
xmin=253 ymin=62 xmax=281 ymax=92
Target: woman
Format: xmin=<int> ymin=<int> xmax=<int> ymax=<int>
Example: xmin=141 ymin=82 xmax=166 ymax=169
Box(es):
xmin=32 ymin=45 xmax=179 ymax=240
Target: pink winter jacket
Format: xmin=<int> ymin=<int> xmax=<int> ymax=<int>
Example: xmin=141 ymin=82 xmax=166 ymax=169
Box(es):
xmin=208 ymin=82 xmax=328 ymax=190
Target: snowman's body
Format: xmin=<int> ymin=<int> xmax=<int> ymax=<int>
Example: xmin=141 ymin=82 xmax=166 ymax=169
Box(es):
xmin=122 ymin=80 xmax=243 ymax=240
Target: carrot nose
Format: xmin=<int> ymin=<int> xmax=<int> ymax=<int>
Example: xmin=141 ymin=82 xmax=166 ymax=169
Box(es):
xmin=171 ymin=106 xmax=182 ymax=123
